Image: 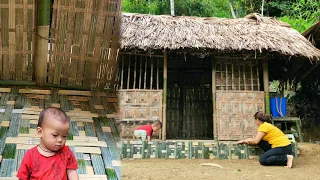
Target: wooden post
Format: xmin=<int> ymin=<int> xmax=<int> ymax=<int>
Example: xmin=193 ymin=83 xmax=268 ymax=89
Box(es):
xmin=212 ymin=57 xmax=217 ymax=141
xmin=162 ymin=51 xmax=168 ymax=140
xmin=263 ymin=60 xmax=270 ymax=114
xmin=35 ymin=0 xmax=51 ymax=86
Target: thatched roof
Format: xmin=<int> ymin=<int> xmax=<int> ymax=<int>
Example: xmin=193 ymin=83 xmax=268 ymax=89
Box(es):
xmin=120 ymin=13 xmax=320 ymax=60
xmin=302 ymin=20 xmax=320 ymax=49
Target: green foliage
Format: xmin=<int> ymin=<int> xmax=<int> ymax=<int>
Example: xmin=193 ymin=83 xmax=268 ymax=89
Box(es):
xmin=278 ymin=0 xmax=319 ymax=32
xmin=122 ymin=0 xmax=232 ymax=17
xmin=279 ymin=16 xmax=315 ymax=33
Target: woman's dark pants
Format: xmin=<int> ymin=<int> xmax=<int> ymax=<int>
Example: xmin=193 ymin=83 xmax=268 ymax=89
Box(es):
xmin=257 ymin=140 xmax=292 ymax=166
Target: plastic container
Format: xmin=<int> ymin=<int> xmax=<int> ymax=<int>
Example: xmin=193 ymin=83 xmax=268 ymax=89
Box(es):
xmin=270 ymin=97 xmax=287 ymax=118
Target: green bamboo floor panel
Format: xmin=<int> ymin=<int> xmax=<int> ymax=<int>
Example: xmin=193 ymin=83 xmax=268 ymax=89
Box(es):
xmin=0 ymin=87 xmax=120 ymax=179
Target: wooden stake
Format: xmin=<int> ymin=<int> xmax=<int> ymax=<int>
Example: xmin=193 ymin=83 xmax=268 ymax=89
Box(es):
xmin=257 ymin=65 xmax=260 ymax=91
xmin=150 ymin=58 xmax=154 ymax=89
xmin=243 ymin=65 xmax=246 ymax=91
xmin=263 ymin=60 xmax=270 ymax=114
xmin=35 ymin=0 xmax=51 ymax=86
xmin=212 ymin=57 xmax=217 ymax=141
xmin=220 ymin=63 xmax=223 ymax=90
xmin=127 ymin=56 xmax=131 ymax=89
xmin=226 ymin=63 xmax=228 ymax=91
xmin=231 ymin=63 xmax=234 ymax=90
xmin=250 ymin=60 xmax=254 ymax=91
xmin=238 ymin=63 xmax=241 ymax=90
xmin=162 ymin=51 xmax=168 ymax=141
xmin=133 ymin=56 xmax=137 ymax=89
xmin=144 ymin=57 xmax=147 ymax=89
xmin=139 ymin=56 xmax=142 ymax=89
xmin=120 ymin=56 xmax=124 ymax=89
xmin=157 ymin=58 xmax=159 ymax=90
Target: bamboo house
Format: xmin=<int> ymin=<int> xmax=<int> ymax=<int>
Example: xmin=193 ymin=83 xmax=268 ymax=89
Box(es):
xmin=118 ymin=13 xmax=320 ymax=142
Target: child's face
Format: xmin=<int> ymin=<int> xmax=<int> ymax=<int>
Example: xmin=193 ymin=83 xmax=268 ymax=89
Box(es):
xmin=37 ymin=116 xmax=70 ymax=152
xmin=152 ymin=125 xmax=161 ymax=132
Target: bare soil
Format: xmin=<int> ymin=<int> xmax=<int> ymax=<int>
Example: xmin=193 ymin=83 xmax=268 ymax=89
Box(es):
xmin=121 ymin=143 xmax=320 ymax=180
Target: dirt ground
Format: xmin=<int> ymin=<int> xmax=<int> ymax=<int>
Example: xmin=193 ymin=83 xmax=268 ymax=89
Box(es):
xmin=121 ymin=143 xmax=320 ymax=180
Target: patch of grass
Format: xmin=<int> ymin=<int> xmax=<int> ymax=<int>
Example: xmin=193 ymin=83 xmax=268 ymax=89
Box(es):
xmin=105 ymin=168 xmax=117 ymax=179
xmin=2 ymin=144 xmax=16 ymax=159
xmin=19 ymin=127 xmax=29 ymax=134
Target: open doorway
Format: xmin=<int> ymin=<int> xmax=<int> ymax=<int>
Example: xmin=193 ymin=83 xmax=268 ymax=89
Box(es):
xmin=166 ymin=52 xmax=213 ymax=139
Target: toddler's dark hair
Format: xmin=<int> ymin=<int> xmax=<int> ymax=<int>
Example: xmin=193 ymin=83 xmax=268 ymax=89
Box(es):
xmin=38 ymin=107 xmax=70 ymax=127
xmin=153 ymin=120 xmax=162 ymax=128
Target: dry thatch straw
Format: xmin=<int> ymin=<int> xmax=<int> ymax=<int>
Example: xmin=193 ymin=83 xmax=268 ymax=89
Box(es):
xmin=302 ymin=20 xmax=320 ymax=48
xmin=120 ymin=13 xmax=320 ymax=60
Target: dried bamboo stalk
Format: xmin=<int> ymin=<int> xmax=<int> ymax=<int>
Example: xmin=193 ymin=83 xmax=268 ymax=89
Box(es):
xmin=220 ymin=63 xmax=223 ymax=90
xmin=225 ymin=63 xmax=228 ymax=90
xmin=257 ymin=66 xmax=260 ymax=90
xmin=120 ymin=56 xmax=124 ymax=89
xmin=243 ymin=65 xmax=246 ymax=91
xmin=139 ymin=56 xmax=142 ymax=89
xmin=157 ymin=58 xmax=159 ymax=90
xmin=133 ymin=56 xmax=137 ymax=89
xmin=232 ymin=63 xmax=234 ymax=90
xmin=250 ymin=60 xmax=254 ymax=91
xmin=127 ymin=56 xmax=131 ymax=89
xmin=150 ymin=57 xmax=153 ymax=89
xmin=238 ymin=63 xmax=241 ymax=90
xmin=144 ymin=57 xmax=147 ymax=89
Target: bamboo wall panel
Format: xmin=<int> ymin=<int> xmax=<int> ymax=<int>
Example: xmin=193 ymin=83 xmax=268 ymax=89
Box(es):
xmin=0 ymin=0 xmax=36 ymax=81
xmin=216 ymin=91 xmax=265 ymax=140
xmin=118 ymin=90 xmax=163 ymax=139
xmin=48 ymin=0 xmax=121 ymax=89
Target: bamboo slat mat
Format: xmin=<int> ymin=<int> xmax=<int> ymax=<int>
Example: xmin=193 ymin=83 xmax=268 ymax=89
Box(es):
xmin=0 ymin=87 xmax=121 ymax=180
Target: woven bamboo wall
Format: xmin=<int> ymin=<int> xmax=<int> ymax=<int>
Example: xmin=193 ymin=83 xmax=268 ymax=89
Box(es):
xmin=118 ymin=90 xmax=163 ymax=139
xmin=216 ymin=91 xmax=265 ymax=140
xmin=48 ymin=0 xmax=121 ymax=89
xmin=0 ymin=0 xmax=36 ymax=81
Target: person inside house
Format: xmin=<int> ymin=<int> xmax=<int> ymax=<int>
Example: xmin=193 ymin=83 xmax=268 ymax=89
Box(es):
xmin=134 ymin=120 xmax=162 ymax=141
xmin=237 ymin=111 xmax=294 ymax=168
xmin=17 ymin=107 xmax=79 ymax=180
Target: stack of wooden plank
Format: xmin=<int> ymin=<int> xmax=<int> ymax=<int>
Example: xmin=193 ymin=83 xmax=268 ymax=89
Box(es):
xmin=0 ymin=87 xmax=121 ymax=180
